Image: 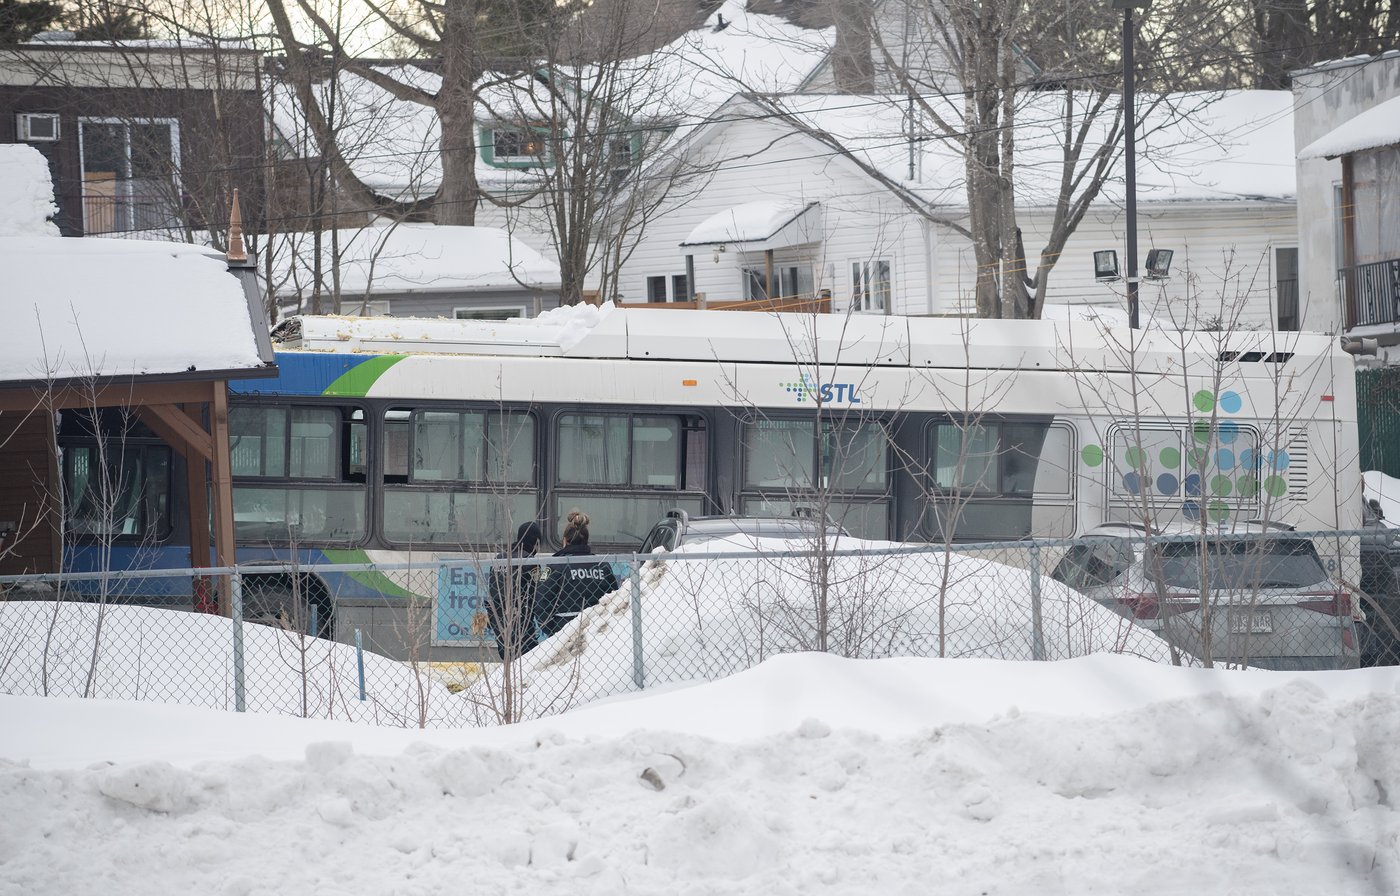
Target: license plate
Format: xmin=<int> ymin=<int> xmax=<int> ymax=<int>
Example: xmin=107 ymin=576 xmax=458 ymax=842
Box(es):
xmin=1228 ymin=610 xmax=1273 ymax=634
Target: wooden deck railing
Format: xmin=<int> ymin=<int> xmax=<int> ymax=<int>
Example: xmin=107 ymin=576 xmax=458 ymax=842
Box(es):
xmin=616 ymin=293 xmax=833 ymax=314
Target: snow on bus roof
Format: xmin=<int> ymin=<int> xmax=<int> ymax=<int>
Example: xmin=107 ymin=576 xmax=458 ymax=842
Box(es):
xmin=281 ymin=305 xmax=1341 ymax=375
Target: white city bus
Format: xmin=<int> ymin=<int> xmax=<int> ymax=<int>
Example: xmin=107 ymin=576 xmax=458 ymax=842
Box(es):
xmin=61 ymin=307 xmax=1361 ymax=655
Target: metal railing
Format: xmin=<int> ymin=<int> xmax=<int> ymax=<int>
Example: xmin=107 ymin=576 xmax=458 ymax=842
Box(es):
xmin=1340 ymin=258 xmax=1400 ymax=327
xmin=2 ymin=530 xmax=1396 ymax=729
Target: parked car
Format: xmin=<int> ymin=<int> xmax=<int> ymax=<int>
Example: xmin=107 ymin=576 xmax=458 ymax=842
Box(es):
xmin=639 ymin=509 xmax=849 ymax=553
xmin=1050 ymin=523 xmax=1361 ymax=670
xmin=1361 ymin=497 xmax=1400 ymax=666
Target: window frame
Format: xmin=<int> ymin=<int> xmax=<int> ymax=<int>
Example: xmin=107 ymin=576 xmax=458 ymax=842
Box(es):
xmin=227 ymin=401 xmax=369 ymax=546
xmin=851 ymin=257 xmax=892 ymax=313
xmin=77 ymin=116 xmax=182 ymax=234
xmin=481 ymin=124 xmax=551 ymax=168
xmin=926 ymin=419 xmax=1074 ymax=499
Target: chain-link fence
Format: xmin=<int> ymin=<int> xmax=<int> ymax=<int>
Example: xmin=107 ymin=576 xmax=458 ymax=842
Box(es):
xmin=3 ymin=530 xmax=1398 ymax=728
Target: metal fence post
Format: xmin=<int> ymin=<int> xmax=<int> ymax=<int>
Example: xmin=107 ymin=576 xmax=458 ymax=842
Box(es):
xmin=1029 ymin=544 xmax=1046 ymax=661
xmin=230 ymin=570 xmax=247 ymax=712
xmin=355 ymin=628 xmax=366 ymax=701
xmin=629 ymin=559 xmax=645 ymax=690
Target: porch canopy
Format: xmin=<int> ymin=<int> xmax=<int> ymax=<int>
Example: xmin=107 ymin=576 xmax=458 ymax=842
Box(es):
xmin=678 ymin=201 xmax=822 ymax=304
xmin=680 ymin=199 xmax=822 ymax=252
xmin=0 ymin=234 xmax=276 ymax=611
xmin=1298 ymin=95 xmax=1400 ymax=159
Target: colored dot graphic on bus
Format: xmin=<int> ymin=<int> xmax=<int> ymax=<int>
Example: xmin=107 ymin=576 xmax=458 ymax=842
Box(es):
xmin=1237 ymin=475 xmax=1259 ymax=498
xmin=1219 ymin=391 xmax=1243 ymax=414
xmin=1188 ymin=446 xmax=1207 ymax=468
xmin=1081 ymin=444 xmax=1104 ymax=467
xmin=1192 ymin=420 xmax=1213 ymax=444
xmin=1193 ymin=390 xmax=1215 ymax=413
xmin=1159 ymin=447 xmax=1180 ymax=468
xmin=1218 ymin=421 xmax=1240 ymax=444
xmin=1264 ymin=475 xmax=1288 ymax=497
xmin=1266 ymin=450 xmax=1291 ymax=472
xmin=1211 ymin=475 xmax=1233 ymax=497
xmin=1156 ymin=473 xmax=1178 ymax=494
xmin=1184 ymin=473 xmax=1202 ymax=496
xmin=1183 ymin=501 xmax=1202 ymax=521
xmin=1216 ymin=449 xmax=1235 ymax=471
xmin=1125 ymin=446 xmax=1146 ymax=469
xmin=1123 ymin=471 xmax=1142 ymax=494
xmin=781 ymin=374 xmax=817 ymax=402
xmin=1209 ymin=501 xmax=1230 ymax=522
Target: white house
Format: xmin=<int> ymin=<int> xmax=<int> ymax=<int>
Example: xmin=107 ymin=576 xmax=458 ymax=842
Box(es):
xmin=617 ymin=90 xmax=1300 ymax=328
xmin=1293 ymin=51 xmax=1400 ymax=361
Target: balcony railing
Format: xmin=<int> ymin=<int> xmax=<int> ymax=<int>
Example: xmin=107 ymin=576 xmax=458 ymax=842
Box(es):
xmin=1339 ymin=258 xmax=1400 ymax=328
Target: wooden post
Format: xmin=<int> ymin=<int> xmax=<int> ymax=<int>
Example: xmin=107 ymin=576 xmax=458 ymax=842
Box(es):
xmin=209 ymin=382 xmax=236 ymax=615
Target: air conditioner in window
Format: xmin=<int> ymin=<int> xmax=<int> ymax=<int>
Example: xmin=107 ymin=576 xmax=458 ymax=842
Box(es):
xmin=16 ymin=113 xmax=60 ymax=142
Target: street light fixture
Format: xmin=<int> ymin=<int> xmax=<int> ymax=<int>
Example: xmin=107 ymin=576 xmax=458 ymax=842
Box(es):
xmin=1113 ymin=0 xmax=1151 ymax=328
xmin=1145 ymin=248 xmax=1174 ymax=280
xmin=1094 ymin=250 xmax=1121 ymax=281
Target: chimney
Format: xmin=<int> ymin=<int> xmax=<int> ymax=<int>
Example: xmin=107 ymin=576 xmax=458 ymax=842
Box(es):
xmin=226 ymin=188 xmax=248 ymax=265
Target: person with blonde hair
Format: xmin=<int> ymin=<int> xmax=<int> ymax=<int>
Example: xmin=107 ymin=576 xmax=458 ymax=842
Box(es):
xmin=536 ymin=508 xmax=618 ymax=636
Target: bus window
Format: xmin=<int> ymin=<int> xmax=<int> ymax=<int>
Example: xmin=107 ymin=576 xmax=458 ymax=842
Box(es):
xmin=228 ymin=403 xmax=367 ymax=545
xmin=63 ymin=443 xmax=171 ymax=539
xmin=925 ymin=421 xmax=1074 ymax=540
xmin=740 ymin=418 xmax=891 ymax=539
xmin=554 ymin=412 xmax=708 ymax=547
xmin=57 ymin=409 xmax=171 ymax=541
xmin=382 ymin=407 xmax=537 ymax=547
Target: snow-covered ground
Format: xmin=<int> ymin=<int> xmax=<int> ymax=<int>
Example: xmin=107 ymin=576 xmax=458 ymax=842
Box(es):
xmin=3 ymin=536 xmax=1399 ymax=893
xmin=2 ymin=655 xmax=1398 ymax=894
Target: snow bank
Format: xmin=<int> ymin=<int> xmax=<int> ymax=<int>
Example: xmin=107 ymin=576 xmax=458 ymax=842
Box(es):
xmin=0 ymin=602 xmax=456 ymax=726
xmin=0 ymin=144 xmax=59 ymax=237
xmin=471 ymin=536 xmax=1179 ymax=719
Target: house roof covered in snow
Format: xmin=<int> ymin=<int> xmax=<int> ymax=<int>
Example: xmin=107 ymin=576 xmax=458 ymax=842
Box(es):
xmin=702 ymin=89 xmax=1298 ymax=209
xmin=0 ymin=145 xmax=273 ymax=387
xmin=268 ymin=223 xmax=561 ymax=299
xmin=268 ymin=1 xmax=829 ymax=199
xmin=1297 ymin=94 xmax=1400 ymax=159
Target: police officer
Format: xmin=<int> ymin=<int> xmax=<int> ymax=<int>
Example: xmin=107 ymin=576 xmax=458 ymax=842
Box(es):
xmin=538 ymin=509 xmax=618 ymax=636
xmin=487 ymin=520 xmax=543 ymax=660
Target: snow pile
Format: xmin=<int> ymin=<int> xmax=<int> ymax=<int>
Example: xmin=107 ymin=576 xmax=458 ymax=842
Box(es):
xmin=0 ymin=602 xmax=457 ymax=726
xmin=471 ymin=536 xmax=1178 ymax=719
xmin=1364 ymin=470 xmax=1400 ymax=527
xmin=289 ymin=300 xmax=614 ymax=354
xmin=0 ymin=144 xmax=59 ymax=237
xmin=1 ymin=654 xmax=1398 ymax=894
xmin=0 ymin=237 xmax=264 ymax=383
xmin=269 ymin=222 xmax=561 ymax=299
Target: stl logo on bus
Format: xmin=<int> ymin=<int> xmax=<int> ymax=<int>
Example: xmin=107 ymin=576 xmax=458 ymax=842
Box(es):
xmin=781 ymin=373 xmax=863 ymax=405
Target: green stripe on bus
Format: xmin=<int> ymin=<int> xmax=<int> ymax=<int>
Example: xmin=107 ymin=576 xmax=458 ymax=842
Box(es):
xmin=322 ymin=355 xmax=407 ymax=397
xmin=321 ymin=548 xmax=423 ymax=599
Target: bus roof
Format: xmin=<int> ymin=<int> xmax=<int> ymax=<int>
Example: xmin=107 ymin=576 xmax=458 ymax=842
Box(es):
xmin=274 ymin=308 xmax=1343 ymax=376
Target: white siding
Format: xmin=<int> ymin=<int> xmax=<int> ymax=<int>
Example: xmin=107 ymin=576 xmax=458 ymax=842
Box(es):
xmin=1293 ymin=54 xmax=1400 ymax=337
xmin=618 ymin=120 xmax=936 ymax=314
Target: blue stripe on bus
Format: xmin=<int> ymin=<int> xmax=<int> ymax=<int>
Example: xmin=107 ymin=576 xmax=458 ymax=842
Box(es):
xmin=229 ymin=353 xmax=388 ymax=398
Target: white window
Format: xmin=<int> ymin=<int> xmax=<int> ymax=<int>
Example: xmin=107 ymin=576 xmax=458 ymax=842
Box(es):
xmin=78 ymin=118 xmax=181 ymax=235
xmin=852 ymin=258 xmax=892 ymax=312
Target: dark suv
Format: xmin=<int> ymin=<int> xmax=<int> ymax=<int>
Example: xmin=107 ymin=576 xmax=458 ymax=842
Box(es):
xmin=639 ymin=509 xmax=849 ymax=553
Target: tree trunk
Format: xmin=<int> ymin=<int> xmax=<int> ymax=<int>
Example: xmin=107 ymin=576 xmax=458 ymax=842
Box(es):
xmin=436 ymin=0 xmax=481 ymax=226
